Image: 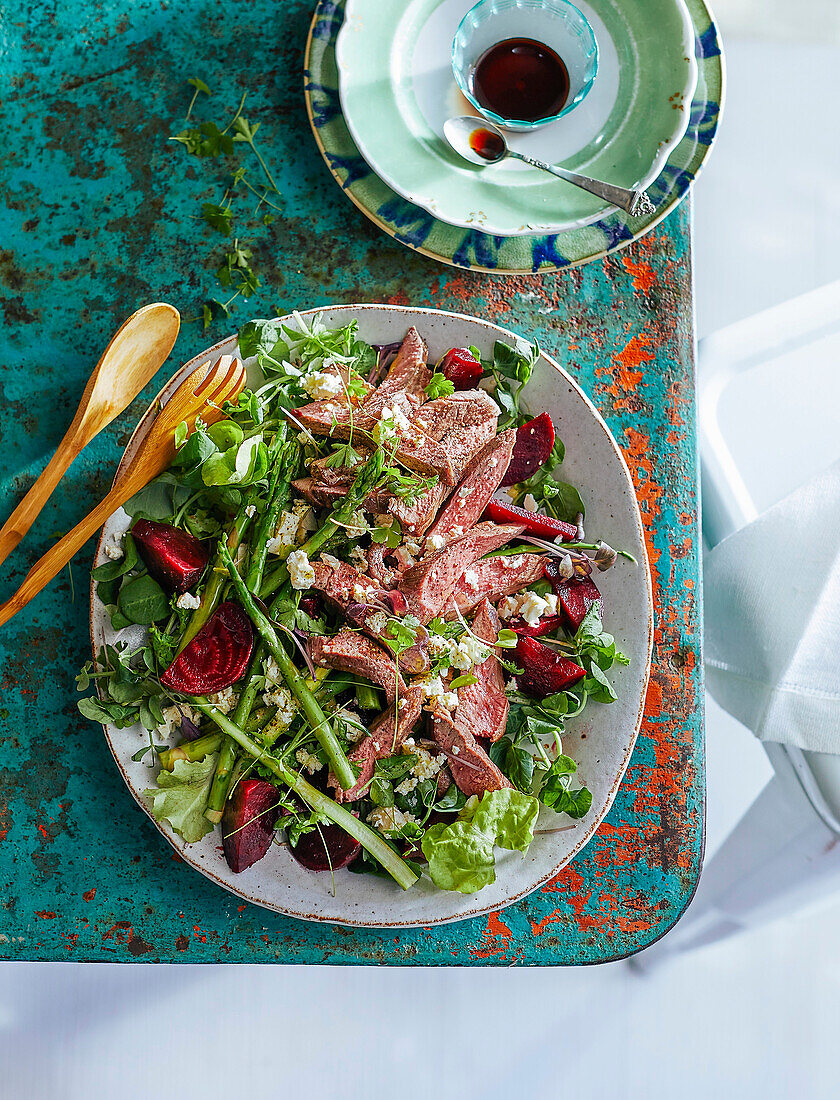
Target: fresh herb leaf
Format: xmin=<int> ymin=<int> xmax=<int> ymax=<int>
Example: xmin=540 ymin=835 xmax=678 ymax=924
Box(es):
xmin=425 ymin=373 xmax=455 ymax=399
xmin=117 ymin=574 xmax=169 ymax=626
xmin=90 ymin=535 xmax=138 ymax=581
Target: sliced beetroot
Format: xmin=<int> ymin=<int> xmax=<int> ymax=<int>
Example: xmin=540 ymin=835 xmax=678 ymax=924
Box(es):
xmin=132 ymin=519 xmax=209 ymax=594
xmin=439 ymin=347 xmax=484 ymax=390
xmin=543 ymin=570 xmax=603 ymax=631
xmin=160 ymin=601 xmax=254 ymax=695
xmin=222 ymin=778 xmax=282 ymax=873
xmin=500 ymin=413 xmax=556 ymax=486
xmin=514 ymin=636 xmax=586 ymax=698
xmin=484 ymin=499 xmax=576 ymax=541
xmin=290 ymin=823 xmax=362 ymax=871
xmin=509 ymin=613 xmax=565 ymax=638
xmin=298 ymin=594 xmax=322 ymax=619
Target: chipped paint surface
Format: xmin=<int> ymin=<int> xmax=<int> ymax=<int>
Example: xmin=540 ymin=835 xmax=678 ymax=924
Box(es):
xmin=0 ymin=0 xmax=703 ymax=965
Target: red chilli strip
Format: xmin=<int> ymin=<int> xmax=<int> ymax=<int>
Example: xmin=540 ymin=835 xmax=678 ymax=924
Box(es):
xmin=484 ymin=498 xmax=577 ymax=541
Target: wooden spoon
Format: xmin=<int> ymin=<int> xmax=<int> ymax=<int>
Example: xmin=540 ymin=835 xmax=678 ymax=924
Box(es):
xmin=0 ymin=354 xmax=246 ymax=628
xmin=0 ymin=302 xmax=181 ymax=568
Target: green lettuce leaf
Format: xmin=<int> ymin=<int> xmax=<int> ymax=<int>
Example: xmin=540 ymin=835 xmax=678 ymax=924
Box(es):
xmin=143 ymin=756 xmax=218 ymax=843
xmin=420 ymin=788 xmax=539 ymax=894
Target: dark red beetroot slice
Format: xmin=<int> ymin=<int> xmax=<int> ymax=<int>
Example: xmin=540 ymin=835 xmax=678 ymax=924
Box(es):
xmin=290 ymin=824 xmax=362 ymax=871
xmin=222 ymin=779 xmax=282 ymax=873
xmin=514 ymin=635 xmax=586 ymax=698
xmin=500 ymin=413 xmax=556 ymax=486
xmin=484 ymin=499 xmax=576 ymax=541
xmin=509 ymin=613 xmax=565 ymax=638
xmin=160 ymin=601 xmax=254 ymax=695
xmin=298 ymin=593 xmax=322 ymax=619
xmin=439 ymin=347 xmax=484 ymax=390
xmin=543 ymin=570 xmax=602 ymax=631
xmin=132 ymin=519 xmax=209 ymax=594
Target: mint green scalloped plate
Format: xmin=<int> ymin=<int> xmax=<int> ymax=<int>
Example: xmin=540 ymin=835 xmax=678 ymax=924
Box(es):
xmin=336 ymin=0 xmax=697 ymax=235
xmin=304 ymin=0 xmax=723 ymax=272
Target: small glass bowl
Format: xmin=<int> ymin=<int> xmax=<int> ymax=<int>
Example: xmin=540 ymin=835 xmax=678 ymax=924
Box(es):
xmin=452 ymin=0 xmax=599 ymax=132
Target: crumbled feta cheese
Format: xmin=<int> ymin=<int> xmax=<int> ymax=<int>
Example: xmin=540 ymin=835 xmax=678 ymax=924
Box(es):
xmin=427 ymin=633 xmax=453 ymax=658
xmin=175 ymin=591 xmax=201 ymax=610
xmin=451 ymin=525 xmax=464 ymax=538
xmin=302 ymin=370 xmax=344 ymax=400
xmin=394 ymin=546 xmax=416 ymax=570
xmin=373 ymin=407 xmax=399 ymax=445
xmin=349 ymin=545 xmax=369 ymax=568
xmin=452 ymin=745 xmax=461 ymax=755
xmin=366 ymin=610 xmax=389 ymax=635
xmin=403 ymin=536 xmax=423 ymax=557
xmin=263 ymin=656 xmax=282 ymax=687
xmin=498 ymin=590 xmax=554 ymax=627
xmin=266 ymin=510 xmax=303 ymax=554
xmin=415 ymin=674 xmax=458 ymax=713
xmin=502 ymin=554 xmax=525 ymax=570
xmin=518 ymin=591 xmax=550 ymax=627
xmin=523 ymin=494 xmax=538 ymax=512
xmin=207 ymin=686 xmax=238 ymax=714
xmin=158 ymin=702 xmax=199 ymax=736
xmin=262 ymin=685 xmax=296 ymax=727
xmin=497 ymin=596 xmax=519 ymax=620
xmin=391 ymin=403 xmax=413 ymax=433
xmin=245 ymin=504 xmax=257 ymax=518
xmin=394 ymin=776 xmax=418 ymax=796
xmin=451 ymin=634 xmax=490 ymax=670
xmin=402 ymin=743 xmax=446 ymax=781
xmin=367 ymin=806 xmax=418 ymax=834
xmin=463 ymin=569 xmax=479 ymax=590
xmin=287 ymin=549 xmax=315 ymax=590
xmin=295 ymin=747 xmax=323 ymax=775
xmin=104 ymin=541 xmax=123 ymax=560
xmin=342 ymin=510 xmax=368 ymax=538
xmin=426 ymin=533 xmax=446 ymax=551
xmin=320 ymin=553 xmax=343 ymax=571
xmin=334 ymin=705 xmax=366 ymax=742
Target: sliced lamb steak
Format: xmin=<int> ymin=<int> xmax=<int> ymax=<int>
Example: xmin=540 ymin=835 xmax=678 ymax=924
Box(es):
xmin=399 ymin=521 xmax=524 ymax=623
xmin=425 ymin=429 xmax=515 ymax=545
xmin=430 ymin=709 xmax=512 ymax=798
xmin=332 ymin=685 xmax=425 ymax=801
xmin=308 ymin=631 xmax=403 ymax=706
xmin=444 ymin=553 xmax=546 ymax=617
xmin=454 ymin=599 xmax=509 ymax=743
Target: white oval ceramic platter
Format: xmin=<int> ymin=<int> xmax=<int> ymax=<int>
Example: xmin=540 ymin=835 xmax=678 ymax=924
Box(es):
xmin=336 ymin=0 xmax=698 ymax=235
xmin=91 ymin=305 xmax=653 ymax=928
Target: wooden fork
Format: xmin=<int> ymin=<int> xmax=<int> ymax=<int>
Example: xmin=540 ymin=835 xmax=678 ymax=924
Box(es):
xmin=0 ymin=354 xmax=246 ymax=628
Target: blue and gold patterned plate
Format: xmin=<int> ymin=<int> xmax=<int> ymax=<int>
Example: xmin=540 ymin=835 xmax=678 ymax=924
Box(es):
xmin=304 ymin=0 xmax=723 ymax=273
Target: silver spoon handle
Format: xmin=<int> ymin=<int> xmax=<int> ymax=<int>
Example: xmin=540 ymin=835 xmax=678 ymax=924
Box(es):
xmin=507 ymin=150 xmax=655 ymax=217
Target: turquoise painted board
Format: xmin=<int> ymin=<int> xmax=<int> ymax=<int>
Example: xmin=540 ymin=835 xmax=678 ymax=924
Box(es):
xmin=0 ymin=0 xmax=704 ymax=964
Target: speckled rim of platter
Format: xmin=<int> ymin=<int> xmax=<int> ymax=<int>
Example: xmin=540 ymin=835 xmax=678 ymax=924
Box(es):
xmin=303 ymin=0 xmax=724 ymax=274
xmin=90 ymin=304 xmax=654 ymax=928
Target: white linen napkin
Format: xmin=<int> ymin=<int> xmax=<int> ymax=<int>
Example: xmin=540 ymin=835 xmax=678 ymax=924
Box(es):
xmin=704 ymin=459 xmax=840 ymax=752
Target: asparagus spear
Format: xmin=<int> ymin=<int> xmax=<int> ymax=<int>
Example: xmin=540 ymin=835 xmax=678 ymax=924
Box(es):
xmin=217 ymin=542 xmax=356 ymax=791
xmin=195 ymin=703 xmax=418 ymax=890
xmin=206 ymin=439 xmax=303 ymax=821
xmin=258 ymin=447 xmax=387 ymax=600
xmin=158 ymin=732 xmax=222 ymax=771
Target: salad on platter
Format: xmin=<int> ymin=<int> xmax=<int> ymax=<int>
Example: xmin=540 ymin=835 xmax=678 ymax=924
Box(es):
xmin=78 ymin=313 xmax=632 ymax=895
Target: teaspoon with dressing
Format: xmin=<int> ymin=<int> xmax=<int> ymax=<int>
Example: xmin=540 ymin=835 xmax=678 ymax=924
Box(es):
xmin=443 ymin=116 xmax=655 ymax=218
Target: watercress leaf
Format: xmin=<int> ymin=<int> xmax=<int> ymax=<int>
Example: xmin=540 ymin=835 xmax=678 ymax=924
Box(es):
xmin=117 ymin=574 xmax=169 ymax=626
xmin=123 ymin=473 xmax=190 ymax=522
xmin=374 ymin=754 xmax=418 ymax=781
xmin=541 ymin=480 xmax=585 ymax=523
xmin=541 ymin=781 xmax=592 ymax=819
xmin=187 ymin=76 xmax=210 ymax=95
xmin=173 ymin=429 xmax=218 ymax=472
xmin=143 ymin=755 xmax=218 ymax=843
xmin=368 ymin=776 xmax=394 ymax=808
xmin=91 ymin=534 xmax=139 ymax=581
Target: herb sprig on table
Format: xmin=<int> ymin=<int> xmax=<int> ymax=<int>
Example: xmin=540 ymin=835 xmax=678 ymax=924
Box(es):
xmin=169 ymin=78 xmax=283 ymax=328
